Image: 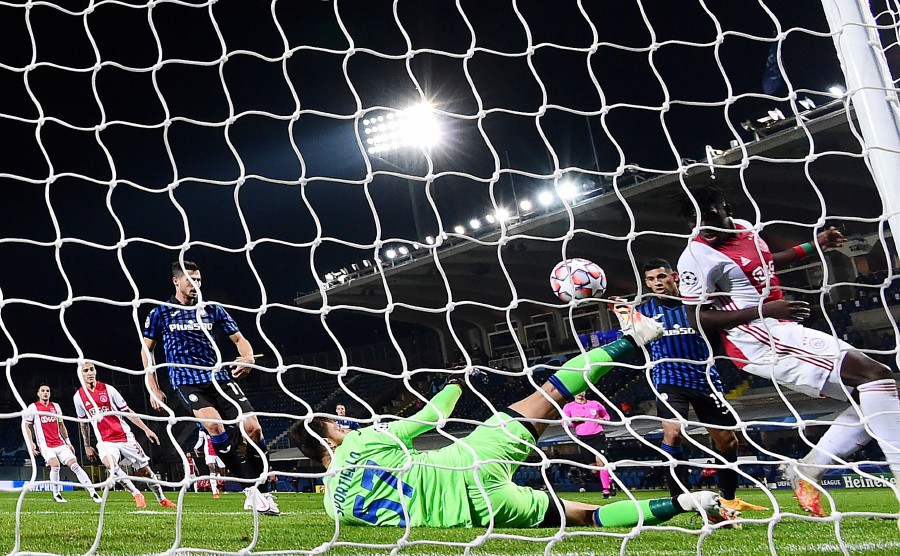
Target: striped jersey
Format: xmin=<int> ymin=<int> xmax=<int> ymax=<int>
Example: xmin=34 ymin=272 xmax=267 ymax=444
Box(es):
xmin=142 ymin=297 xmax=240 ymax=387
xmin=73 ymin=382 xmax=132 ymax=443
xmin=636 ymin=298 xmax=723 ymax=393
xmin=23 ymin=401 xmax=64 ymax=449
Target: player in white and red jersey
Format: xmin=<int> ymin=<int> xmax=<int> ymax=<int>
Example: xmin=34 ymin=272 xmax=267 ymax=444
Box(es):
xmin=23 ymin=384 xmax=101 ymax=503
xmin=677 ymin=186 xmax=900 ymax=517
xmin=74 ymin=362 xmax=176 ymax=509
xmin=193 ymin=426 xmax=225 ymax=498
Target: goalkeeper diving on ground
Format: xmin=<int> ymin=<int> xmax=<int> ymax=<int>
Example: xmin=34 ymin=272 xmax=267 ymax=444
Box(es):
xmin=290 ymin=309 xmax=739 ymax=529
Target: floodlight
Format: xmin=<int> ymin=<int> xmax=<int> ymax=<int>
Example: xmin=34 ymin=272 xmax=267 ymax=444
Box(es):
xmin=829 ymin=85 xmax=845 ymax=96
xmin=798 ymin=97 xmax=816 ymax=110
xmin=425 ymin=235 xmax=435 ymax=245
xmin=453 ymin=225 xmax=465 ymax=234
xmin=385 ymin=249 xmax=397 ymax=259
xmin=469 ymin=218 xmax=481 ymax=229
xmin=519 ymin=199 xmax=533 ymax=211
xmin=558 ymin=180 xmax=578 ymax=200
xmin=362 ymin=260 xmax=371 ymax=267
xmin=495 ymin=208 xmax=511 ymax=222
xmin=485 ymin=213 xmax=496 ymax=224
xmin=537 ymin=190 xmax=554 ymax=207
xmin=398 ymin=246 xmax=409 ymax=256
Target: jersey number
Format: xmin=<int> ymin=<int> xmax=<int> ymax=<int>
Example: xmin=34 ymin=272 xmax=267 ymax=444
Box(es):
xmin=351 ymin=460 xmax=414 ymax=526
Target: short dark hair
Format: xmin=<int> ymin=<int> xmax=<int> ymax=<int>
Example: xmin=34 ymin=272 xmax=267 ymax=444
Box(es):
xmin=642 ymin=258 xmax=673 ymax=273
xmin=679 ymin=186 xmax=729 ymax=220
xmin=37 ymin=383 xmax=50 ymax=390
xmin=171 ymin=260 xmax=200 ymax=278
xmin=290 ymin=418 xmax=333 ymax=463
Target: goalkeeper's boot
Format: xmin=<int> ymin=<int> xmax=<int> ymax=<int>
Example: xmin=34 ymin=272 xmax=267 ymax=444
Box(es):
xmin=612 ymin=305 xmax=664 ymax=347
xmin=159 ymin=498 xmax=177 ymax=508
xmin=720 ymin=497 xmax=768 ymax=512
xmin=52 ymin=493 xmax=67 ymax=503
xmin=694 ymin=491 xmax=741 ymax=528
xmin=90 ymin=491 xmax=102 ymax=503
xmin=781 ymin=464 xmax=825 ymax=517
xmin=133 ymin=492 xmax=146 ymax=508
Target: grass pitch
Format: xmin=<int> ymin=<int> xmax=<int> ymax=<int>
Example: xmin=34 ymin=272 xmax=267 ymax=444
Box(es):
xmin=1 ymin=489 xmax=897 ymax=555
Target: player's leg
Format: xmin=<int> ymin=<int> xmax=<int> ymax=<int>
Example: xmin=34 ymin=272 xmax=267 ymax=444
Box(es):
xmin=46 ymin=455 xmax=65 ymax=503
xmin=133 ymin=463 xmax=175 ymax=507
xmin=207 ymin=462 xmax=219 ymax=497
xmin=690 ymin=390 xmax=768 ymax=512
xmin=550 ymin=492 xmax=738 ymax=527
xmin=98 ymin=443 xmax=145 ymax=506
xmin=61 ymin=451 xmax=101 ymax=502
xmin=836 ymin=350 xmax=900 ymax=482
xmin=208 ymin=382 xmax=279 ymax=515
xmin=656 ymin=386 xmax=692 ymax=498
xmin=510 ymin=313 xmax=663 ymax=437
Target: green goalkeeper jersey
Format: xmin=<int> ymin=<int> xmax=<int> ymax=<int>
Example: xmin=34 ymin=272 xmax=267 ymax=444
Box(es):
xmin=324 ymin=385 xmax=474 ymax=527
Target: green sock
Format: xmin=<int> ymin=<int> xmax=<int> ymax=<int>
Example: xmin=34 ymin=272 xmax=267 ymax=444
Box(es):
xmin=548 ymin=338 xmax=634 ymax=399
xmin=593 ymin=497 xmax=681 ymax=527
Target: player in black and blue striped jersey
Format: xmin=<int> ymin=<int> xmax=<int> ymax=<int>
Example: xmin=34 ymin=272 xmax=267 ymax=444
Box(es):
xmin=141 ymin=261 xmax=278 ymax=515
xmin=632 ymin=258 xmax=766 ymax=514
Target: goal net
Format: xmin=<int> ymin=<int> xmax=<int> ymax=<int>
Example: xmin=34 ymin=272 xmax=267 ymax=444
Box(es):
xmin=2 ymin=0 xmax=899 ymax=555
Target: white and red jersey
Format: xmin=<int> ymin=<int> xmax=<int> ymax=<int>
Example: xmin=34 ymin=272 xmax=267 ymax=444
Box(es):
xmin=73 ymin=382 xmax=132 ymax=443
xmin=194 ymin=429 xmax=218 ymax=459
xmin=677 ymin=218 xmax=783 ymax=312
xmin=23 ymin=401 xmax=65 ymax=449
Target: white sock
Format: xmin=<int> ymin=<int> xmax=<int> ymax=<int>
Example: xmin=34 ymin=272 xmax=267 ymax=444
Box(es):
xmin=70 ymin=462 xmax=97 ymax=495
xmin=111 ymin=467 xmax=140 ymax=496
xmin=211 ymin=472 xmax=219 ymax=495
xmin=799 ymin=406 xmax=871 ymax=481
xmin=141 ymin=468 xmax=166 ymax=502
xmin=50 ymin=466 xmax=61 ymax=496
xmin=857 ymin=378 xmax=900 ymax=477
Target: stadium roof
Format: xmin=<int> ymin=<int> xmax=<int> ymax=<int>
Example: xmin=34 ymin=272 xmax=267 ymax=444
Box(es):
xmin=294 ymin=104 xmax=889 ymax=340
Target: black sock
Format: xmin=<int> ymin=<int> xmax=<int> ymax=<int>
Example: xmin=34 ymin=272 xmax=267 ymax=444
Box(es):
xmin=210 ymin=428 xmax=244 ymax=478
xmin=717 ymin=450 xmax=739 ymax=500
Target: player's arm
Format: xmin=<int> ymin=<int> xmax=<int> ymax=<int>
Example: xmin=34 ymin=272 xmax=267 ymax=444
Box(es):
xmin=228 ymin=331 xmax=254 ymax=378
xmin=388 ymin=382 xmax=464 ymax=444
xmin=771 ymin=226 xmax=845 ymax=268
xmin=142 ymin=336 xmax=168 ymax=411
xmin=79 ymin=421 xmax=98 ymax=462
xmin=21 ymin=421 xmax=39 ymax=456
xmin=124 ymin=409 xmax=160 ymax=445
xmin=58 ymin=419 xmax=74 ymax=448
xmin=685 ymin=301 xmax=811 ymax=333
xmin=193 ymin=431 xmax=204 ymax=456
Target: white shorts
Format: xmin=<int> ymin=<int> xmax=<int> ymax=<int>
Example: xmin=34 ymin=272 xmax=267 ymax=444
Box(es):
xmin=40 ymin=444 xmax=76 ymax=465
xmin=97 ymin=435 xmax=150 ymax=470
xmin=204 ymin=454 xmax=225 ymax=468
xmin=724 ymin=319 xmax=852 ymax=400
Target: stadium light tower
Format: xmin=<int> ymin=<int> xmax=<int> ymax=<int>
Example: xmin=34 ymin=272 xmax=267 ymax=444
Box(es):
xmin=363 ymin=103 xmax=441 ymax=155
xmin=362 ymin=102 xmax=442 ymax=243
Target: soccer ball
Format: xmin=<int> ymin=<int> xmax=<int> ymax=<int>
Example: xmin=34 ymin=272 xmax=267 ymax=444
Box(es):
xmin=549 ymin=258 xmax=607 ymax=302
xmin=578 ymin=487 xmax=586 ymax=493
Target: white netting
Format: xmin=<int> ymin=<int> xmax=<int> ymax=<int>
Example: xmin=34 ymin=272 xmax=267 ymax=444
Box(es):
xmin=2 ymin=0 xmax=900 ymax=555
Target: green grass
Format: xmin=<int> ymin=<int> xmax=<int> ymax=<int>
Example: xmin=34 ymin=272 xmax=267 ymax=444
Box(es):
xmin=1 ymin=489 xmax=897 ymax=555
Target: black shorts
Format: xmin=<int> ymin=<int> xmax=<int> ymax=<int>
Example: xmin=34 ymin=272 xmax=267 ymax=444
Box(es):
xmin=578 ymin=432 xmax=608 ymax=455
xmin=175 ymin=381 xmax=255 ymax=421
xmin=656 ymin=384 xmax=735 ymax=427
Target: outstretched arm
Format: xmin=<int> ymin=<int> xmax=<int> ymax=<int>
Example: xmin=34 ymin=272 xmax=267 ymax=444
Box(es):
xmin=686 ymin=300 xmax=811 ymax=332
xmin=125 ymin=409 xmax=160 ymax=445
xmin=388 ymin=383 xmax=463 ymax=445
xmin=771 ymin=226 xmax=845 ymax=268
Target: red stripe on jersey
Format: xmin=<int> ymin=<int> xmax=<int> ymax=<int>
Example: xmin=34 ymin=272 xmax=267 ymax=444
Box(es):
xmin=77 ymin=382 xmax=128 ymax=443
xmin=35 ymin=401 xmax=64 ymax=448
xmin=693 ymin=223 xmax=783 ymax=303
xmin=740 ymin=323 xmax=835 ymax=370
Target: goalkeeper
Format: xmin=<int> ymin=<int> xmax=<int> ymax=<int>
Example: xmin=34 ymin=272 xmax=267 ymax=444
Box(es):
xmin=290 ymin=310 xmax=737 ymax=529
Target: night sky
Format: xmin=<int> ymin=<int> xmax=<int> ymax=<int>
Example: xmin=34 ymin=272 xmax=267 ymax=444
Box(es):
xmin=0 ymin=0 xmax=854 ymax=396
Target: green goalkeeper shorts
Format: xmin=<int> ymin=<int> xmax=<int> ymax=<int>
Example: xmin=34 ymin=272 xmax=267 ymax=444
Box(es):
xmin=453 ymin=412 xmax=550 ymax=528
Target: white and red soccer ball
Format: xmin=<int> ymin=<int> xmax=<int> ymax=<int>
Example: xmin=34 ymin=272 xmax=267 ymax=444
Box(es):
xmin=549 ymin=258 xmax=607 ymax=302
